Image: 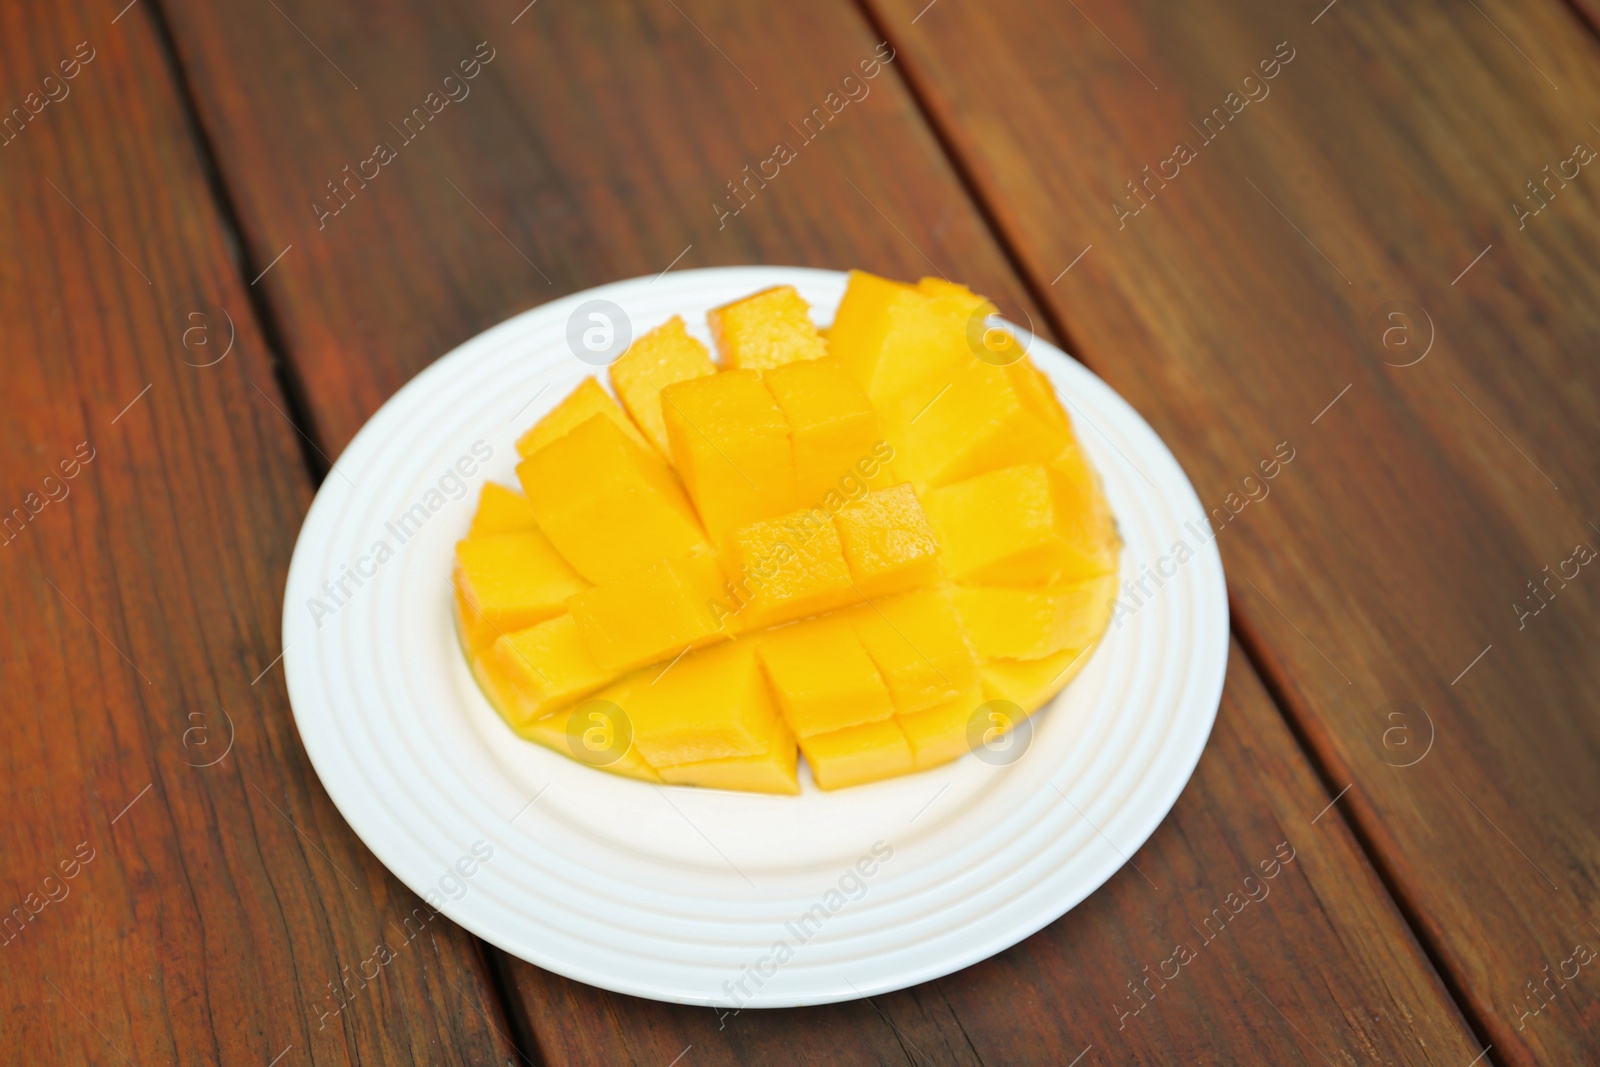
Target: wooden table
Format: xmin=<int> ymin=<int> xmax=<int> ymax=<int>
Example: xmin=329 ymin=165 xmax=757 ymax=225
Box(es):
xmin=4 ymin=0 xmax=1597 ymax=1062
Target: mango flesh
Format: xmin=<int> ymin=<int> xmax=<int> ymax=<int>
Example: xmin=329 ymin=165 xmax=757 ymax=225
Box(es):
xmin=898 ymin=684 xmax=985 ymax=770
xmin=567 ymin=552 xmax=730 ymax=671
xmin=981 ymin=643 xmax=1100 ymax=715
xmin=471 ymin=614 xmax=616 ymax=726
xmin=458 ymin=273 xmax=1120 ymax=791
xmin=661 ymin=370 xmax=795 ymax=541
xmin=829 ymin=271 xmax=971 ymax=412
xmin=609 ymin=315 xmax=717 ymax=457
xmin=923 ymin=462 xmax=1116 ymax=585
xmin=850 ymin=586 xmax=978 ymax=715
xmin=893 ymin=359 xmax=1071 ymax=488
xmin=762 ymin=356 xmax=885 ymax=504
xmin=656 ymin=715 xmax=800 ymax=795
xmin=511 ymin=693 xmax=663 ymax=783
xmin=800 ymin=719 xmax=916 ymax=791
xmin=952 ymin=574 xmax=1118 ymax=661
xmin=468 ymin=482 xmax=537 ymax=536
xmin=453 ymin=530 xmax=588 ymax=652
xmin=720 ymin=509 xmax=862 ymax=628
xmin=708 ymin=285 xmax=828 ymax=371
xmin=518 ymin=414 xmax=709 ymax=583
xmin=833 ymin=483 xmax=940 ymax=599
xmin=516 ymin=375 xmax=650 ymax=457
xmin=626 ymin=641 xmax=785 ymax=767
xmin=758 ymin=615 xmax=895 ymax=737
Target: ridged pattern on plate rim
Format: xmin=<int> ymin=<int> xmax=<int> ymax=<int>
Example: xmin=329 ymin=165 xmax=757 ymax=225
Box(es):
xmin=282 ymin=266 xmax=1227 ymax=1007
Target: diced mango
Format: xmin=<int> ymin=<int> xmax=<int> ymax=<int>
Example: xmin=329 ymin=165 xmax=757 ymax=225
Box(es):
xmin=708 ymin=285 xmax=827 ymax=371
xmin=833 ymin=484 xmax=940 ymax=598
xmin=952 ymin=574 xmax=1117 ymax=661
xmin=472 ymin=615 xmax=616 ymax=727
xmin=800 ymin=719 xmax=916 ymax=791
xmin=567 ymin=553 xmax=730 ymax=671
xmin=657 ymin=716 xmax=799 ymax=795
xmin=897 ymin=685 xmax=984 ymax=770
xmin=468 ymin=482 xmax=537 ymax=536
xmin=514 ymin=679 xmax=662 ymax=782
xmin=626 ymin=641 xmax=784 ymax=767
xmin=923 ymin=463 xmax=1116 ymax=585
xmin=762 ymin=357 xmax=887 ymax=503
xmin=828 ymin=271 xmax=969 ymax=410
xmin=518 ymin=414 xmax=708 ymax=583
xmin=891 ymin=359 xmax=1071 ymax=488
xmin=849 ymin=586 xmax=978 ymax=714
xmin=516 ymin=376 xmax=650 ymax=457
xmin=453 ymin=531 xmax=589 ymax=652
xmin=981 ymin=643 xmax=1099 ymax=715
xmin=721 ymin=509 xmax=862 ymax=628
xmin=758 ymin=615 xmax=895 ymax=737
xmin=608 ymin=316 xmax=717 ymax=456
xmin=661 ymin=370 xmax=795 ymax=540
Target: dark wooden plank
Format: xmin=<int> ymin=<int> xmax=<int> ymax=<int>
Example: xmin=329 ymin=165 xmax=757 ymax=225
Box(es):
xmin=859 ymin=0 xmax=1600 ymax=1062
xmin=0 ymin=1 xmax=518 ymax=1062
xmin=153 ymin=0 xmax=1486 ymax=1061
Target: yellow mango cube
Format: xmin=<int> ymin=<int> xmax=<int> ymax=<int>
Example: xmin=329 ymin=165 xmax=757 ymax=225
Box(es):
xmin=515 ymin=376 xmax=650 ymax=457
xmin=721 ymin=509 xmax=862 ymax=628
xmin=467 ymin=482 xmax=537 ymax=536
xmin=608 ymin=316 xmax=717 ymax=456
xmin=924 ymin=463 xmax=1116 ymax=585
xmin=828 ymin=271 xmax=970 ymax=410
xmin=893 ymin=359 xmax=1071 ymax=488
xmin=952 ymin=574 xmax=1118 ymax=661
xmin=518 ymin=415 xmax=708 ymax=583
xmin=657 ymin=716 xmax=799 ymax=795
xmin=708 ymin=285 xmax=827 ymax=371
xmin=800 ymin=719 xmax=916 ymax=790
xmin=453 ymin=530 xmax=588 ymax=652
xmin=515 ymin=683 xmax=663 ymax=783
xmin=518 ymin=718 xmax=662 ymax=782
xmin=661 ymin=370 xmax=795 ymax=540
xmin=981 ymin=643 xmax=1099 ymax=714
xmin=850 ymin=586 xmax=978 ymax=714
xmin=833 ymin=483 xmax=940 ymax=598
xmin=757 ymin=615 xmax=895 ymax=737
xmin=898 ymin=685 xmax=984 ymax=769
xmin=472 ymin=615 xmax=616 ymax=727
xmin=626 ymin=641 xmax=785 ymax=766
xmin=762 ymin=356 xmax=887 ymax=504
xmin=567 ymin=553 xmax=730 ymax=671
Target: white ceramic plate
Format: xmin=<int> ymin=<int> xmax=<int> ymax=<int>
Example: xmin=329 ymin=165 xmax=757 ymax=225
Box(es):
xmin=282 ymin=266 xmax=1226 ymax=1009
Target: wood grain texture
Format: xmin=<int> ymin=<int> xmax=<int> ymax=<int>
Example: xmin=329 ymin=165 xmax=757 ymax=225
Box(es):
xmin=0 ymin=1 xmax=517 ymax=1062
xmin=861 ymin=0 xmax=1600 ymax=1062
xmin=150 ymin=0 xmax=1491 ymax=1061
